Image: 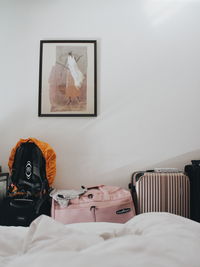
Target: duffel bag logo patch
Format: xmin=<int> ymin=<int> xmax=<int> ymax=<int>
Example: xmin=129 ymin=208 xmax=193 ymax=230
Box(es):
xmin=116 ymin=208 xmax=131 ymax=214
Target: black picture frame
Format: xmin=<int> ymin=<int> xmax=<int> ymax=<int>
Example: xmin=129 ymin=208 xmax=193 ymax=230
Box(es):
xmin=38 ymin=40 xmax=97 ymax=117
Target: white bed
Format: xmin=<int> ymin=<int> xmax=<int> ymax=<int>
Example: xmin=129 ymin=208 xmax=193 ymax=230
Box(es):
xmin=1 ymin=212 xmax=200 ymax=267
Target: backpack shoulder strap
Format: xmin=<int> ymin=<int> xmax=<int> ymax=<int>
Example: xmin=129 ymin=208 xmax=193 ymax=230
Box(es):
xmin=10 ymin=144 xmax=25 ymax=185
xmin=32 ymin=144 xmax=49 ymax=193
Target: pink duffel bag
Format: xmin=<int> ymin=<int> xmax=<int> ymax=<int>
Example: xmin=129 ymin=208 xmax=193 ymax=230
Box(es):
xmin=51 ymin=185 xmax=136 ymax=224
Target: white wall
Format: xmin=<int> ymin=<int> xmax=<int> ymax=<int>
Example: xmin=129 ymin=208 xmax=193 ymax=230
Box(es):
xmin=0 ymin=0 xmax=200 ymax=189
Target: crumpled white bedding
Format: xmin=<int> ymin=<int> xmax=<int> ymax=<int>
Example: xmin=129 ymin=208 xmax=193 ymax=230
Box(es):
xmin=0 ymin=212 xmax=200 ymax=267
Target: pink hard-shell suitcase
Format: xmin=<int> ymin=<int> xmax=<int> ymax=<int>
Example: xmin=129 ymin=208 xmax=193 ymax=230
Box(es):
xmin=51 ymin=185 xmax=136 ymax=224
xmin=129 ymin=171 xmax=190 ymax=218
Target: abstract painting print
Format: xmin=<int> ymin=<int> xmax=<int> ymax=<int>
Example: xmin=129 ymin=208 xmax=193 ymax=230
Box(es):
xmin=38 ymin=40 xmax=97 ymax=117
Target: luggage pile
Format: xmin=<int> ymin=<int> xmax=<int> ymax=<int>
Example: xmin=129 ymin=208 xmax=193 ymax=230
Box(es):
xmin=1 ymin=138 xmax=200 ymax=225
xmin=0 ymin=138 xmax=135 ymax=226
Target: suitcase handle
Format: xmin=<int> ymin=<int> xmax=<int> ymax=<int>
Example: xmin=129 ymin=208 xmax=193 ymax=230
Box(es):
xmin=10 ymin=198 xmax=34 ymax=209
xmin=191 ymin=160 xmax=200 ymax=166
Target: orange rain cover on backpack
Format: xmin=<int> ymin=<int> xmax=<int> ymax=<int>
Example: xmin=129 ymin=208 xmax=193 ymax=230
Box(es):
xmin=8 ymin=138 xmax=56 ymax=186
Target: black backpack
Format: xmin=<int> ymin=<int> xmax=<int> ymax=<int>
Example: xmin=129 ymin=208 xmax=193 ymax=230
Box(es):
xmin=9 ymin=141 xmax=49 ymax=195
xmin=1 ymin=142 xmax=51 ymax=226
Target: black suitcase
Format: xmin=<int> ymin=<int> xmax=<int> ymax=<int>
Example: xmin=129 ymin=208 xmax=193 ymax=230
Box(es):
xmin=185 ymin=160 xmax=200 ymax=222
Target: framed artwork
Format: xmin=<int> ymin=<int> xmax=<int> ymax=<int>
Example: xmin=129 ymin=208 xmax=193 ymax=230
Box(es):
xmin=38 ymin=40 xmax=97 ymax=117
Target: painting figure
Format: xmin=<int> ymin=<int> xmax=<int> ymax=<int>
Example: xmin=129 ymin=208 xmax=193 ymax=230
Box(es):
xmin=48 ymin=46 xmax=87 ymax=112
xmin=65 ymin=52 xmax=84 ymax=105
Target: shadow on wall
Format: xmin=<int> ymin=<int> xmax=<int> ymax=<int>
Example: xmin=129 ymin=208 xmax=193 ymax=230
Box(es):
xmin=90 ymin=149 xmax=200 ymax=190
xmin=148 ymin=150 xmax=200 ymax=171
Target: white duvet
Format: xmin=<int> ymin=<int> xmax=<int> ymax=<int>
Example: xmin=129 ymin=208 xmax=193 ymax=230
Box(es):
xmin=0 ymin=213 xmax=200 ymax=267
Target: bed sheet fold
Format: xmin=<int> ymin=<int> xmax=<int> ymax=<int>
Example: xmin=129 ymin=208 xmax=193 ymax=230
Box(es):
xmin=1 ymin=213 xmax=200 ymax=267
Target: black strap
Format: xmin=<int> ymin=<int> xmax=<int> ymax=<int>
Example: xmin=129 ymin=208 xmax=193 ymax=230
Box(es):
xmin=10 ymin=198 xmax=34 ymax=209
xmin=10 ymin=145 xmax=25 ymax=185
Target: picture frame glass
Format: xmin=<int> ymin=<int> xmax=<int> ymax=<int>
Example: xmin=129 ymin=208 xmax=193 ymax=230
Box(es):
xmin=38 ymin=40 xmax=97 ymax=117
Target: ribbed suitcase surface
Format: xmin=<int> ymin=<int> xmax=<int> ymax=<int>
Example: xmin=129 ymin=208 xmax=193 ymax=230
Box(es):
xmin=131 ymin=172 xmax=190 ymax=218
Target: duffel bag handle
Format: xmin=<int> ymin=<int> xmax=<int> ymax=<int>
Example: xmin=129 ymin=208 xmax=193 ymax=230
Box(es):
xmin=83 ymin=185 xmax=110 ymax=200
xmin=10 ymin=198 xmax=34 ymax=209
xmin=86 ymin=185 xmax=104 ymax=190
